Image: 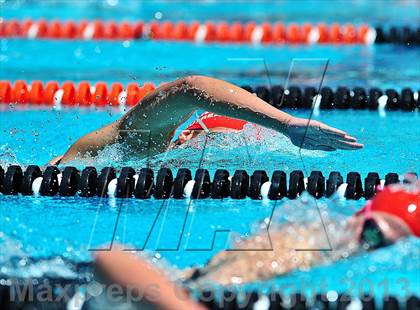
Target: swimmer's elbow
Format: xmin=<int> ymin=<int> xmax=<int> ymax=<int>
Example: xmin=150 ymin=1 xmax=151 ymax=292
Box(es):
xmin=183 ymin=75 xmax=209 ymax=88
xmin=183 ymin=75 xmax=199 ymax=85
xmin=172 ymin=75 xmax=199 ymax=91
xmin=152 ymin=75 xmax=210 ymax=98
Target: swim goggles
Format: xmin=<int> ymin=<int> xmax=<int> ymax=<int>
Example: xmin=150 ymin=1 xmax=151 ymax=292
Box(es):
xmin=359 ymin=202 xmax=392 ymax=250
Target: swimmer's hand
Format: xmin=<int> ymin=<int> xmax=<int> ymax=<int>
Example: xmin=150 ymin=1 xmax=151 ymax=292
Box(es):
xmin=287 ymin=117 xmax=364 ymax=151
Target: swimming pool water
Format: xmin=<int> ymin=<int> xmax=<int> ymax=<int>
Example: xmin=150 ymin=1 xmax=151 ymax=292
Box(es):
xmin=1 ymin=0 xmax=419 ymax=302
xmin=2 ymin=40 xmax=420 ymax=88
xmin=2 ymin=0 xmax=419 ymax=25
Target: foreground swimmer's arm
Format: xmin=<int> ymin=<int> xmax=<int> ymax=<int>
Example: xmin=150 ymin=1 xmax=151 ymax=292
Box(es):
xmin=57 ymin=75 xmax=362 ymax=164
xmin=95 ymin=248 xmax=205 ymax=310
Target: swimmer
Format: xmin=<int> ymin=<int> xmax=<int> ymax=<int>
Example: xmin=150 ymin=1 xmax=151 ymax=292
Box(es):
xmin=49 ymin=76 xmax=363 ymax=165
xmin=95 ymin=182 xmax=419 ymax=309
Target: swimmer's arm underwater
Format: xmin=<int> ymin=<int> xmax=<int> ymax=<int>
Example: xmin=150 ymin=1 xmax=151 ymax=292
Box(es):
xmin=57 ymin=75 xmax=362 ymax=164
xmin=95 ymin=248 xmax=206 ymax=310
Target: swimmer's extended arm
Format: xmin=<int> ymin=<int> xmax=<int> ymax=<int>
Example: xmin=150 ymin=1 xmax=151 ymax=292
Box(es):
xmin=59 ymin=75 xmax=362 ymax=164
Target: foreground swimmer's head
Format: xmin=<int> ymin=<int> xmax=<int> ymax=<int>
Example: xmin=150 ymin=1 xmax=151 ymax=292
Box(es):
xmin=174 ymin=112 xmax=247 ymax=145
xmin=350 ymin=182 xmax=420 ymax=250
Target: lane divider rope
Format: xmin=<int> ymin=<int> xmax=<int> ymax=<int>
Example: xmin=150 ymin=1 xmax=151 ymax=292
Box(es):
xmin=0 ymin=165 xmax=417 ymax=200
xmin=1 ymin=80 xmax=419 ymax=111
xmin=242 ymin=84 xmax=420 ymax=111
xmin=0 ymin=80 xmax=155 ymax=108
xmin=0 ymin=275 xmax=418 ymax=310
xmin=1 ymin=19 xmax=419 ymax=45
xmin=0 ymin=276 xmax=418 ymax=310
xmin=197 ymin=291 xmax=418 ymax=310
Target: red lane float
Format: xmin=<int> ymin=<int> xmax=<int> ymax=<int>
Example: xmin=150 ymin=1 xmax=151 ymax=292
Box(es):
xmin=36 ymin=19 xmax=49 ymax=38
xmin=48 ymin=20 xmax=62 ymax=38
xmin=62 ymin=21 xmax=77 ymax=39
xmin=126 ymin=83 xmax=140 ymax=106
xmin=29 ymin=81 xmax=44 ymax=105
xmin=0 ymin=81 xmax=12 ymax=103
xmin=0 ymin=19 xmax=395 ymax=45
xmin=76 ymin=81 xmax=92 ymax=106
xmin=62 ymin=81 xmax=76 ymax=106
xmin=13 ymin=80 xmax=29 ymax=104
xmin=43 ymin=81 xmax=59 ymax=105
xmin=109 ymin=82 xmax=124 ymax=106
xmin=93 ymin=82 xmax=108 ymax=106
xmin=0 ymin=80 xmax=156 ymax=107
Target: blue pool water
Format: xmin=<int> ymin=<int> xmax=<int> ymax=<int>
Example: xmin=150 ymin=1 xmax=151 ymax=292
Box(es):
xmin=0 ymin=0 xmax=419 ymax=302
xmin=1 ymin=0 xmax=419 ymax=25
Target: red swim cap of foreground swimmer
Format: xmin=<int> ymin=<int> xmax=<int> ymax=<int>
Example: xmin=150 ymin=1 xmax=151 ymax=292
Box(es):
xmin=187 ymin=112 xmax=247 ymax=131
xmin=359 ymin=185 xmax=420 ymax=237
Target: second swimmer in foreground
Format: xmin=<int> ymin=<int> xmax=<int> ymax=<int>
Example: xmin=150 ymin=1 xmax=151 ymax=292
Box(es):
xmin=95 ymin=183 xmax=420 ymax=310
xmin=50 ymin=75 xmax=363 ymax=164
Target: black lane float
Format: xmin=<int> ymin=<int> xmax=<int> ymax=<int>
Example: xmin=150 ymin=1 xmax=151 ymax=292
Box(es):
xmin=0 ymin=165 xmax=417 ymax=200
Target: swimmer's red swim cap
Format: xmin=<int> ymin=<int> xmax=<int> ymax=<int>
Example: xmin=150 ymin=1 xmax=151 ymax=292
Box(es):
xmin=361 ymin=186 xmax=420 ymax=237
xmin=187 ymin=112 xmax=247 ymax=131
